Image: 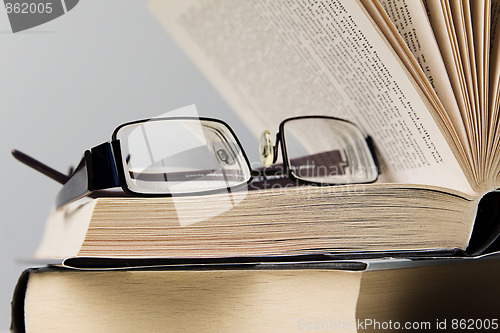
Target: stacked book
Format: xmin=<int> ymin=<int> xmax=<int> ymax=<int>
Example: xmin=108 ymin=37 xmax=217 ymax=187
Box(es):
xmin=11 ymin=0 xmax=500 ymax=332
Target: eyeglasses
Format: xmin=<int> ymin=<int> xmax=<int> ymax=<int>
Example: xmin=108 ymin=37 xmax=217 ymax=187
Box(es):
xmin=13 ymin=116 xmax=379 ymax=208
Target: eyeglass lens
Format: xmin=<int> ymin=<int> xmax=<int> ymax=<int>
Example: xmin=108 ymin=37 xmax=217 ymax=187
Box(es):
xmin=283 ymin=118 xmax=378 ymax=185
xmin=115 ymin=119 xmax=251 ymax=194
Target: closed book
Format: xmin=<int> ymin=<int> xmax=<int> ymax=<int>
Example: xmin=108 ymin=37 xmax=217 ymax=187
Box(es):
xmin=11 ymin=257 xmax=500 ymax=333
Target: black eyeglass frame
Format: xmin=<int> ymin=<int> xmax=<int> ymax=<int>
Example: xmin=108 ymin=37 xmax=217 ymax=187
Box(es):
xmin=55 ymin=117 xmax=254 ymax=208
xmin=262 ymin=115 xmax=379 ymax=187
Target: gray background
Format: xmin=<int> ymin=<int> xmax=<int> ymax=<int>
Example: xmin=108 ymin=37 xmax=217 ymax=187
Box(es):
xmin=0 ymin=1 xmax=259 ymax=329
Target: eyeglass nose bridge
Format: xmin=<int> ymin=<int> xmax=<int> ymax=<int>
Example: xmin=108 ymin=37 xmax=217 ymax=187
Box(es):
xmin=259 ymin=131 xmax=282 ymax=167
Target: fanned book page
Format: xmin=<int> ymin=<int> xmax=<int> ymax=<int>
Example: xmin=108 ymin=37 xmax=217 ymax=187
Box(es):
xmin=489 ymin=0 xmax=500 ymax=185
xmin=149 ymin=0 xmax=478 ymax=194
xmin=423 ymin=0 xmax=500 ymax=189
xmin=375 ymin=0 xmax=471 ymax=163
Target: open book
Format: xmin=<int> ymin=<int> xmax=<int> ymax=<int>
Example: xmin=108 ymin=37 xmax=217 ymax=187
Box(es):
xmin=150 ymin=0 xmax=500 ymax=194
xmin=31 ymin=0 xmax=500 ymax=260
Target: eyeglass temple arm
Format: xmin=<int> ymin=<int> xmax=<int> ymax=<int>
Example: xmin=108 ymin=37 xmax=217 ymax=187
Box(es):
xmin=11 ymin=149 xmax=70 ymax=185
xmin=55 ymin=142 xmax=121 ymax=208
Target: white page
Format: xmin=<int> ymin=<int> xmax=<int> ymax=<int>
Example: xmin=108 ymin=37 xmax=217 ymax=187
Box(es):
xmin=149 ymin=0 xmax=473 ymax=193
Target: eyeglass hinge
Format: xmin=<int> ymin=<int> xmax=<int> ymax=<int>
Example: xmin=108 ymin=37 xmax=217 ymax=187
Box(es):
xmin=89 ymin=142 xmax=120 ymax=190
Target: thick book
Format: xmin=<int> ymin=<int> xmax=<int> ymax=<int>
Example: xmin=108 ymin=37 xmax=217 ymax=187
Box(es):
xmin=11 ymin=257 xmax=500 ymax=333
xmin=33 ymin=184 xmax=500 ymax=260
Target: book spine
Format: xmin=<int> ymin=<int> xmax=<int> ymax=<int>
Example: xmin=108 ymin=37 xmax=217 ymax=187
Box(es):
xmin=465 ymin=192 xmax=500 ymax=255
xmin=10 ymin=268 xmax=32 ymax=333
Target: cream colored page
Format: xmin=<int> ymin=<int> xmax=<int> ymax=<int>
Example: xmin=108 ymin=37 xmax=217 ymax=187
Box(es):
xmin=451 ymin=1 xmax=480 ymax=142
xmin=149 ymin=0 xmax=472 ymax=193
xmin=378 ymin=0 xmax=468 ymax=148
xmin=469 ymin=0 xmax=489 ymax=180
xmin=490 ymin=0 xmax=500 ymax=131
xmin=472 ymin=1 xmax=488 ymax=114
xmin=450 ymin=0 xmax=487 ymax=185
xmin=489 ymin=0 xmax=500 ymax=181
xmin=425 ymin=1 xmax=476 ymax=150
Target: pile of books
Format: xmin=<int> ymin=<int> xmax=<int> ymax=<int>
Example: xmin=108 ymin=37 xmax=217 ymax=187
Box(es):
xmin=10 ymin=191 xmax=500 ymax=332
xmin=11 ymin=0 xmax=500 ymax=332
